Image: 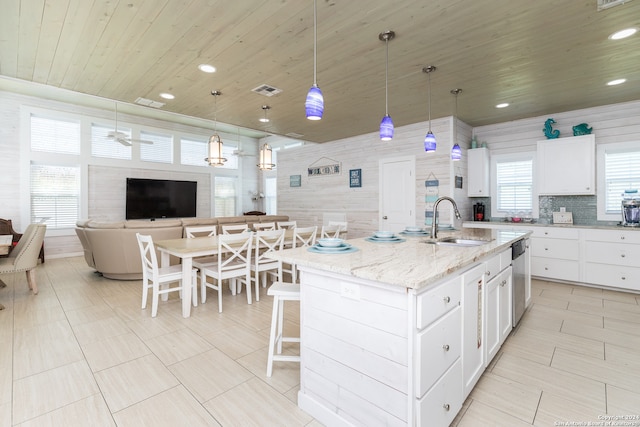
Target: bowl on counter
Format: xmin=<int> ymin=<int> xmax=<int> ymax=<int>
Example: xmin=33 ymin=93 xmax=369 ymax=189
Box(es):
xmin=405 ymin=226 xmax=424 ymax=232
xmin=374 ymin=231 xmax=395 ymax=238
xmin=316 ymin=238 xmax=344 ymax=247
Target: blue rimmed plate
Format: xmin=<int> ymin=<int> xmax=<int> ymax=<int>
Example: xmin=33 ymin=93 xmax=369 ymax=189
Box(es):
xmin=399 ymin=230 xmax=430 ymax=236
xmin=308 ymin=243 xmax=359 ymax=254
xmin=365 ymin=236 xmax=406 ymax=243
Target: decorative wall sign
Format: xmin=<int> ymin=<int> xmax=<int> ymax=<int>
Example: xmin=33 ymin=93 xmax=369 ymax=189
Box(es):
xmin=290 ymin=175 xmax=301 ymax=187
xmin=455 ymin=175 xmax=463 ymax=189
xmin=349 ymin=169 xmax=362 ymax=188
xmin=308 ymin=156 xmax=341 ymax=177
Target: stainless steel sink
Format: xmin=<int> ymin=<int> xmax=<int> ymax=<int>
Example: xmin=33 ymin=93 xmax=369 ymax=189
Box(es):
xmin=425 ymin=237 xmax=489 ymax=247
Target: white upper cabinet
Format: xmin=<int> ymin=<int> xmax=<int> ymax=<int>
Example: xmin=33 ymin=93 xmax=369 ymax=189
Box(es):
xmin=467 ymin=147 xmax=490 ymax=197
xmin=537 ymin=134 xmax=595 ymax=195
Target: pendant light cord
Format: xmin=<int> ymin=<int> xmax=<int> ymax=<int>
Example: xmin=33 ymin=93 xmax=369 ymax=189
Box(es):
xmin=428 ymin=71 xmax=432 ymax=130
xmin=385 ymin=37 xmax=389 ymax=115
xmin=313 ymin=0 xmax=317 ymax=86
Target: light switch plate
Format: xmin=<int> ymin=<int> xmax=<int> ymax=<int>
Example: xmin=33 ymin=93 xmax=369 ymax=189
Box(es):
xmin=552 ymin=212 xmax=573 ymax=224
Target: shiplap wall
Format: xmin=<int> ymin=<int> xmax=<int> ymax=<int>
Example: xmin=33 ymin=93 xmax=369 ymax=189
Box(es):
xmin=0 ymin=90 xmax=260 ymax=258
xmin=276 ymin=117 xmax=473 ymax=238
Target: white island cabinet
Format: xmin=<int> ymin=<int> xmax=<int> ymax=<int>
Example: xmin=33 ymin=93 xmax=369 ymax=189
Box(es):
xmin=268 ymin=229 xmax=529 ymax=426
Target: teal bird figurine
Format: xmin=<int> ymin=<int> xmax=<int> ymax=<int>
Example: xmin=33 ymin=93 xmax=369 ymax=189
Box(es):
xmin=572 ymin=123 xmax=592 ymax=136
xmin=543 ymin=118 xmax=560 ymax=139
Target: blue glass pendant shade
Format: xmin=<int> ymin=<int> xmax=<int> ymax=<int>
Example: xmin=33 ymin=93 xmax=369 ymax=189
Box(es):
xmin=305 ymin=84 xmax=324 ymax=120
xmin=451 ymin=143 xmax=462 ymax=161
xmin=380 ymin=114 xmax=394 ymax=141
xmin=424 ymin=131 xmax=437 ymax=152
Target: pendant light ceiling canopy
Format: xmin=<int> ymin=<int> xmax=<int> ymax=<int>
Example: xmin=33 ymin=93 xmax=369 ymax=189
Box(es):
xmin=451 ymin=88 xmax=462 ymax=161
xmin=422 ymin=65 xmax=437 ymax=152
xmin=205 ymin=90 xmax=227 ymax=167
xmin=305 ymin=0 xmax=324 ymax=120
xmin=379 ymin=30 xmax=395 ymax=141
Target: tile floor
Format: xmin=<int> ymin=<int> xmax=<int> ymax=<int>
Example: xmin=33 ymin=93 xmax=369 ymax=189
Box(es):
xmin=1 ymin=257 xmax=640 ymax=426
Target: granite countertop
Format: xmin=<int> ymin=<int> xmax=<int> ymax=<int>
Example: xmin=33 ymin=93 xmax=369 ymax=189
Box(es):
xmin=463 ymin=221 xmax=638 ymax=230
xmin=267 ymin=228 xmax=530 ymax=291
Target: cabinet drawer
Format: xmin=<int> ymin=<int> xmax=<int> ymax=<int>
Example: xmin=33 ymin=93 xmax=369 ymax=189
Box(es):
xmin=584 ymin=263 xmax=640 ymax=291
xmin=584 ymin=228 xmax=640 ymax=245
xmin=416 ymin=306 xmax=461 ymax=397
xmin=585 ymin=241 xmax=640 ymax=267
xmin=484 ymin=248 xmax=512 ymax=282
xmin=417 ymin=358 xmax=463 ymax=427
xmin=529 ymin=227 xmax=580 ymax=239
xmin=531 ymin=257 xmax=580 ymax=281
xmin=417 ymin=276 xmax=461 ymax=329
xmin=531 ymin=237 xmax=580 ymax=260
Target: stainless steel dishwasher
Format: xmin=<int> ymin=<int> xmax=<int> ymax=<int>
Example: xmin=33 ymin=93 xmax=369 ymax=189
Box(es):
xmin=511 ymin=239 xmax=528 ymax=327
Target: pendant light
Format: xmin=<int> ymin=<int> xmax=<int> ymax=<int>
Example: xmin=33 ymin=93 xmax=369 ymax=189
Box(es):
xmin=450 ymin=89 xmax=462 ymax=161
xmin=258 ymin=105 xmax=275 ymax=170
xmin=205 ymin=90 xmax=227 ymax=166
xmin=379 ymin=30 xmax=395 ymax=141
xmin=305 ymin=0 xmax=324 ymax=120
xmin=422 ymin=65 xmax=437 ymax=152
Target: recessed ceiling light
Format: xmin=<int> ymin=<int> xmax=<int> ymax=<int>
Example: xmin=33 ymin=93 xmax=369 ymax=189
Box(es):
xmin=198 ymin=64 xmax=216 ymax=73
xmin=159 ymin=92 xmax=174 ymax=100
xmin=496 ymin=103 xmax=509 ymax=109
xmin=609 ymin=28 xmax=638 ymax=40
xmin=607 ymin=78 xmax=626 ymax=86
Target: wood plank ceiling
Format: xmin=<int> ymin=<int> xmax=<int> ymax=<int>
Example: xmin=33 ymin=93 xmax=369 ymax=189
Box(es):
xmin=0 ymin=0 xmax=639 ymax=143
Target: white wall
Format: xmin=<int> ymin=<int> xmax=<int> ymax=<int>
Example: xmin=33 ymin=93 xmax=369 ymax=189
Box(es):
xmin=276 ymin=117 xmax=472 ymax=238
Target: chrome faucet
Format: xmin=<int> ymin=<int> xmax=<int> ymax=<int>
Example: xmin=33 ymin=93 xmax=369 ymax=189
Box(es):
xmin=431 ymin=196 xmax=462 ymax=239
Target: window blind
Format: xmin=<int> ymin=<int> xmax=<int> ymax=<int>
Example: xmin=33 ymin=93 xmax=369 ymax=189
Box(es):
xmin=140 ymin=131 xmax=173 ymax=163
xmin=91 ymin=123 xmax=132 ymax=159
xmin=604 ymin=150 xmax=640 ymax=213
xmin=31 ymin=164 xmax=80 ymax=228
xmin=495 ymin=159 xmax=533 ymax=213
xmin=30 ymin=115 xmax=80 ymax=154
xmin=214 ymin=176 xmax=237 ymax=217
xmin=181 ymin=138 xmax=208 ymax=166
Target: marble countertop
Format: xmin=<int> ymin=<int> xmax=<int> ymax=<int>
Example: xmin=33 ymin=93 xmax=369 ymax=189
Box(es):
xmin=267 ymin=228 xmax=530 ymax=291
xmin=463 ymin=221 xmax=639 ymax=230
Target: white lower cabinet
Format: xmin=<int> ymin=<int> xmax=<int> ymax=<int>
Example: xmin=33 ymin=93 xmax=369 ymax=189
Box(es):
xmin=530 ymin=226 xmax=580 ymax=282
xmin=485 ymin=266 xmax=512 ymax=362
xmin=462 ymin=263 xmax=485 ymax=396
xmin=584 ymin=229 xmax=640 ymax=291
xmin=417 ymin=359 xmax=463 ymax=427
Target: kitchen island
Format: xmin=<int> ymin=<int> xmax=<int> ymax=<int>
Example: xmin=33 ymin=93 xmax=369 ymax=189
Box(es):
xmin=267 ymin=228 xmax=531 ymax=426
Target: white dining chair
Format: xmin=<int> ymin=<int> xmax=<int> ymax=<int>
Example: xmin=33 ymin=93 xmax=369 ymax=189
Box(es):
xmin=199 ymin=233 xmax=253 ymax=311
xmin=283 ymin=225 xmax=317 ymax=283
xmin=266 ymin=281 xmax=301 ymax=377
xmin=254 ymin=222 xmax=276 ymax=231
xmin=321 ymin=221 xmax=347 ymax=239
xmin=184 ymin=225 xmax=217 ymax=238
xmin=136 ymin=233 xmax=197 ymax=317
xmin=276 ymin=221 xmax=297 ymax=230
xmin=250 ymin=229 xmax=285 ymax=301
xmin=222 ymin=224 xmax=250 ymax=234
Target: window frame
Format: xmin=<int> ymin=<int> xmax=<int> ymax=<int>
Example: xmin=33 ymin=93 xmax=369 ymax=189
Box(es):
xmin=597 ymin=141 xmax=640 ymax=221
xmin=490 ymin=151 xmax=539 ymax=219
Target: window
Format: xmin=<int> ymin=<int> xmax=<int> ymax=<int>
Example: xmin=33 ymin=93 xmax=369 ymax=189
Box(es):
xmin=218 ymin=144 xmax=239 ymax=170
xmin=31 ymin=115 xmax=80 ymax=154
xmin=181 ymin=137 xmax=208 ymax=166
xmin=140 ymin=131 xmax=173 ymax=163
xmin=491 ymin=152 xmax=537 ymax=218
xmin=31 ymin=164 xmax=80 ymax=229
xmin=91 ymin=123 xmax=132 ymax=159
xmin=214 ymin=176 xmax=237 ymax=216
xmin=265 ymin=176 xmax=277 ymax=214
xmin=597 ymin=142 xmax=640 ymax=220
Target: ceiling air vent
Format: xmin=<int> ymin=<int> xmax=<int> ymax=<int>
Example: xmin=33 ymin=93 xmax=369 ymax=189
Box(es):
xmin=134 ymin=97 xmax=165 ymax=108
xmin=285 ymin=132 xmax=304 ymax=138
xmin=597 ymin=0 xmax=633 ymax=10
xmin=251 ymin=84 xmax=282 ymax=97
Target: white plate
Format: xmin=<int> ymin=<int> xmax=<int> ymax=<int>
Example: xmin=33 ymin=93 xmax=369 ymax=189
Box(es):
xmin=365 ymin=236 xmax=405 ymax=243
xmin=308 ymin=243 xmax=357 ymax=254
xmin=374 ymin=231 xmax=395 ymax=238
xmin=405 ymin=226 xmax=423 ymax=232
xmin=316 ymin=238 xmax=345 ymax=247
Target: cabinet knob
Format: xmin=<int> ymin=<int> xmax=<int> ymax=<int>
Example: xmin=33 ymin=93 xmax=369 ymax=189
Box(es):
xmin=443 ymin=403 xmax=450 ymax=411
xmin=382 ymin=216 xmax=388 ymax=220
xmin=486 ymin=270 xmax=491 ymax=276
xmin=621 ymin=254 xmax=626 ymax=258
xmin=621 ymin=236 xmax=625 ymax=240
xmin=544 ymin=247 xmax=549 ymax=251
xmin=443 ymin=296 xmax=451 ymax=303
xmin=545 ymin=267 xmax=549 ymax=271
xmin=622 ymin=276 xmax=626 ymax=280
xmin=500 ymin=280 xmax=507 ymax=287
xmin=443 ymin=344 xmax=450 ymax=351
xmin=544 ymin=232 xmax=549 ymax=235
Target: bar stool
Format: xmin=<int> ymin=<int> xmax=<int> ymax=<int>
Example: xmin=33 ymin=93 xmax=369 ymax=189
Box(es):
xmin=266 ymin=281 xmax=301 ymax=377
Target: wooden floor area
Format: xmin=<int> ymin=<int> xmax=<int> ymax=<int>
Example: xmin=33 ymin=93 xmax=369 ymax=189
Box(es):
xmin=1 ymin=257 xmax=640 ymax=426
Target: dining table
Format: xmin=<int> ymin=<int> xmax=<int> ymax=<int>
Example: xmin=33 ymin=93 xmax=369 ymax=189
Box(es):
xmin=154 ymin=229 xmax=296 ymax=318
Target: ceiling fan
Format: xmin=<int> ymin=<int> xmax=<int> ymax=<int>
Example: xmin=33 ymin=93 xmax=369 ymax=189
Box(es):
xmin=107 ymin=103 xmax=153 ymax=146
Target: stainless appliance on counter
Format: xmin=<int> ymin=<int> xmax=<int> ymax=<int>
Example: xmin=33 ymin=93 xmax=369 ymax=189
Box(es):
xmin=622 ymin=190 xmax=640 ymax=227
xmin=511 ymin=238 xmax=528 ymax=327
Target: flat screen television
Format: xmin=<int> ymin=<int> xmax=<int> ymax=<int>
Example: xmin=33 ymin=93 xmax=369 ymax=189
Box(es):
xmin=126 ymin=178 xmax=197 ymax=220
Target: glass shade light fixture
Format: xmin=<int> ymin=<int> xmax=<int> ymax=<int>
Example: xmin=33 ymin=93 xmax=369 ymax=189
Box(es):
xmin=305 ymin=0 xmax=324 ymax=120
xmin=259 ymin=105 xmax=271 ymax=123
xmin=379 ymin=30 xmax=395 ymax=141
xmin=450 ymin=88 xmax=462 ymax=161
xmin=258 ymin=143 xmax=275 ymax=170
xmin=422 ymin=65 xmax=437 ymax=152
xmin=205 ymin=90 xmax=227 ymax=166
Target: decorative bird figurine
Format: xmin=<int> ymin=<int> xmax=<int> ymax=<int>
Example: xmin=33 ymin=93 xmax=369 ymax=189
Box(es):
xmin=572 ymin=123 xmax=592 ymax=136
xmin=543 ymin=118 xmax=560 ymax=139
